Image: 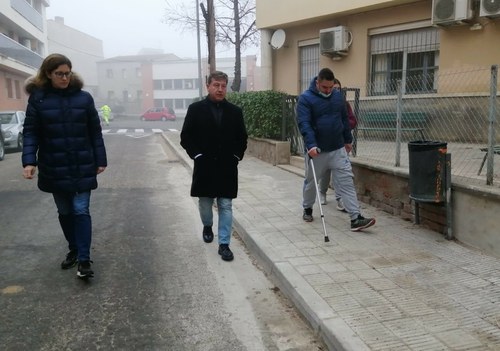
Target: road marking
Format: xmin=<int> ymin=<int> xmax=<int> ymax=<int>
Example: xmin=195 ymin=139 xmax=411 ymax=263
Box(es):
xmin=117 ymin=129 xmax=127 ymax=134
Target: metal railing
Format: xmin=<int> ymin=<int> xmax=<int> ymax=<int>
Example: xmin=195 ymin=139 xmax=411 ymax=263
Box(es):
xmin=282 ymin=65 xmax=500 ymax=187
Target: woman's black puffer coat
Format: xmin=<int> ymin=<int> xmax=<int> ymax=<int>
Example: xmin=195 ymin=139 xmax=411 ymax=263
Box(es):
xmin=22 ymin=75 xmax=107 ymax=193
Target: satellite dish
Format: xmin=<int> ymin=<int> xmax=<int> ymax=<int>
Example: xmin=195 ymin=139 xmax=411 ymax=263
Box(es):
xmin=270 ymin=29 xmax=286 ymax=49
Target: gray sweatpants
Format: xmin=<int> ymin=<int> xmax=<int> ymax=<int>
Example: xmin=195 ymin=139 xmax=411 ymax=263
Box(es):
xmin=302 ymin=148 xmax=360 ymax=220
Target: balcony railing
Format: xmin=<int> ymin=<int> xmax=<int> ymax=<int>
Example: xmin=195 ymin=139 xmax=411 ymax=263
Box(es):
xmin=11 ymin=0 xmax=44 ymax=31
xmin=0 ymin=33 xmax=43 ymax=69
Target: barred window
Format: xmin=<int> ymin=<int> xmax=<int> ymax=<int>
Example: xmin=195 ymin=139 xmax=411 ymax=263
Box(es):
xmin=369 ymin=27 xmax=439 ymax=95
xmin=299 ymin=44 xmax=319 ymax=93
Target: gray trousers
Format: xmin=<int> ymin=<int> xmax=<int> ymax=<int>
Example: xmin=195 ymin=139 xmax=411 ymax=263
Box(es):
xmin=319 ymin=170 xmax=341 ymax=201
xmin=302 ymin=148 xmax=360 ymax=220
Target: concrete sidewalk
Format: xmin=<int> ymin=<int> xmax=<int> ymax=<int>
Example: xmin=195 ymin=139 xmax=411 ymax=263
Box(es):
xmin=163 ymin=130 xmax=500 ymax=351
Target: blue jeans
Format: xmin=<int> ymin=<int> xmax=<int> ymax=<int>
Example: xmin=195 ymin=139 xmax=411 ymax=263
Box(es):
xmin=53 ymin=191 xmax=92 ymax=262
xmin=198 ymin=197 xmax=233 ymax=245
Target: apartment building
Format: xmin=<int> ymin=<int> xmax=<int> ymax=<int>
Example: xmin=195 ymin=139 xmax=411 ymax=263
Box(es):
xmin=47 ymin=16 xmax=104 ymax=96
xmin=97 ymin=54 xmax=259 ymax=117
xmin=0 ymin=0 xmax=48 ymax=110
xmin=256 ymin=0 xmax=500 ymax=96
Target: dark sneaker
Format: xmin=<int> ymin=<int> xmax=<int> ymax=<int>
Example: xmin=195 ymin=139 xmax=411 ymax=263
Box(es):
xmin=302 ymin=208 xmax=313 ymax=222
xmin=218 ymin=244 xmax=234 ymax=261
xmin=77 ymin=261 xmax=94 ymax=279
xmin=351 ymin=215 xmax=376 ymax=232
xmin=202 ymin=226 xmax=214 ymax=243
xmin=61 ymin=250 xmax=78 ymax=269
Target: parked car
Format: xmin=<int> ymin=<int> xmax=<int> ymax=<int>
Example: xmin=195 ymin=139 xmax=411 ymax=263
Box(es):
xmin=0 ymin=111 xmax=25 ymax=151
xmin=0 ymin=128 xmax=5 ymax=161
xmin=140 ymin=107 xmax=176 ymax=121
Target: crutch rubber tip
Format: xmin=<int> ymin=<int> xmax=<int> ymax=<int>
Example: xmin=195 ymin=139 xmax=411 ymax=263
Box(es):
xmin=324 ymin=237 xmax=330 ymax=242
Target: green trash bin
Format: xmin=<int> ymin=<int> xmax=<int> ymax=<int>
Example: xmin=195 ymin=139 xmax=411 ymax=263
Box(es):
xmin=408 ymin=140 xmax=448 ymax=203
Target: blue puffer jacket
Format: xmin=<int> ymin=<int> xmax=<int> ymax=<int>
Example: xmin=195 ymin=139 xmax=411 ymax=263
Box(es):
xmin=297 ymin=77 xmax=352 ymax=152
xmin=22 ymin=76 xmax=107 ymax=194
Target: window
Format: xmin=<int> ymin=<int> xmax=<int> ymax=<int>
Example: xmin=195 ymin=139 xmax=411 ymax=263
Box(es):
xmin=136 ymin=68 xmax=141 ymax=77
xmin=299 ymin=44 xmax=320 ymax=93
xmin=106 ymin=69 xmax=113 ymax=78
xmin=369 ymin=27 xmax=439 ymax=95
xmin=174 ymin=79 xmax=183 ymax=90
xmin=163 ymin=79 xmax=173 ymax=90
xmin=183 ymin=79 xmax=194 ymax=89
xmin=121 ymin=69 xmax=127 ymax=79
xmin=14 ymin=80 xmax=21 ymax=99
xmin=6 ymin=78 xmax=13 ymax=98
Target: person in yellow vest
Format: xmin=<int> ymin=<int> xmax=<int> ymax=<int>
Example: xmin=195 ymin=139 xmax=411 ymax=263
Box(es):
xmin=100 ymin=104 xmax=111 ymax=126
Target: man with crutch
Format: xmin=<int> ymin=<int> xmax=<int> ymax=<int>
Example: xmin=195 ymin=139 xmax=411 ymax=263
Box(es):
xmin=297 ymin=68 xmax=375 ymax=232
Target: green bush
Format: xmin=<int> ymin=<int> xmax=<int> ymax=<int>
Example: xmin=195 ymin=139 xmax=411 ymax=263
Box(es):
xmin=227 ymin=90 xmax=287 ymax=140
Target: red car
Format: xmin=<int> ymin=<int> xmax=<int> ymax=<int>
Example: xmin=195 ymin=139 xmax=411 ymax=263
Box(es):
xmin=140 ymin=107 xmax=176 ymax=121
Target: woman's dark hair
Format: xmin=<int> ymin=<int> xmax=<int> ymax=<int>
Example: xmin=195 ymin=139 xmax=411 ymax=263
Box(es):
xmin=333 ymin=78 xmax=342 ymax=89
xmin=34 ymin=54 xmax=72 ymax=87
xmin=25 ymin=53 xmax=83 ymax=93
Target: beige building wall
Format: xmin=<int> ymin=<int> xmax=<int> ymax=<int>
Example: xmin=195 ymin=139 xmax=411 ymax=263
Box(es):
xmin=258 ymin=0 xmax=500 ymax=95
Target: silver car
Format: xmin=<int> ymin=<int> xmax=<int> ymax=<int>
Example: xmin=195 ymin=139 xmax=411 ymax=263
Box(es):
xmin=0 ymin=128 xmax=5 ymax=161
xmin=0 ymin=110 xmax=25 ymax=151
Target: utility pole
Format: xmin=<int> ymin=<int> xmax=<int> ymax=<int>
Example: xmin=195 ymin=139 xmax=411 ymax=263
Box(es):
xmin=196 ymin=0 xmax=203 ymax=98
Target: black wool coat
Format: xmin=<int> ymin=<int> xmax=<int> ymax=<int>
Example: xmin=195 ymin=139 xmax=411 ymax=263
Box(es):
xmin=180 ymin=97 xmax=248 ymax=199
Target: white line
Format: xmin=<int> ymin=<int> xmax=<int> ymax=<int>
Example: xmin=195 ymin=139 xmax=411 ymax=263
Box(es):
xmin=152 ymin=129 xmax=163 ymax=133
xmin=135 ymin=129 xmax=145 ymax=133
xmin=167 ymin=128 xmax=179 ymax=132
xmin=117 ymin=129 xmax=127 ymax=134
xmin=102 ymin=129 xmax=110 ymax=133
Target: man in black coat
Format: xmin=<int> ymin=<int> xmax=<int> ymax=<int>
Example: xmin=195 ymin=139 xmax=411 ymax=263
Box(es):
xmin=180 ymin=71 xmax=248 ymax=261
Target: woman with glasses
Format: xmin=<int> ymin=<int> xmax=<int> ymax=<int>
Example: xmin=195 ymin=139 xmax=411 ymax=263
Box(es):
xmin=22 ymin=53 xmax=107 ymax=279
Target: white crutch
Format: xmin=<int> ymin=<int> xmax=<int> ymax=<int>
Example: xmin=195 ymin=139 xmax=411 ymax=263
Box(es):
xmin=308 ymin=152 xmax=330 ymax=242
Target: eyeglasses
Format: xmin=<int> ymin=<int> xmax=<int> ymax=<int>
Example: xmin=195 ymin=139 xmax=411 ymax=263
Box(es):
xmin=53 ymin=71 xmax=73 ymax=78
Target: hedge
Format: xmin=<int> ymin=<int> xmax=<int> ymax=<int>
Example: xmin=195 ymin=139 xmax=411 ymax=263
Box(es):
xmin=227 ymin=90 xmax=287 ymax=140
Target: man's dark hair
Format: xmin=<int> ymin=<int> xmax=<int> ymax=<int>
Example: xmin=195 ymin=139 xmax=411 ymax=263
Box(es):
xmin=317 ymin=68 xmax=335 ymax=81
xmin=207 ymin=71 xmax=228 ymax=85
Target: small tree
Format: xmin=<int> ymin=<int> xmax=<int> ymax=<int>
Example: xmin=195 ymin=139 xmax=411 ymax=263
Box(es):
xmin=163 ymin=0 xmax=259 ymax=91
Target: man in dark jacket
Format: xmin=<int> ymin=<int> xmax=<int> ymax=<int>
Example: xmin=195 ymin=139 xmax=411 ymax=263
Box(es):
xmin=180 ymin=71 xmax=247 ymax=261
xmin=22 ymin=54 xmax=107 ymax=279
xmin=297 ymin=68 xmax=375 ymax=231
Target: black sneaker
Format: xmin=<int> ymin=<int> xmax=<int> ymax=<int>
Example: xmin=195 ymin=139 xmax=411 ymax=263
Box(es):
xmin=77 ymin=261 xmax=94 ymax=279
xmin=202 ymin=226 xmax=214 ymax=243
xmin=351 ymin=215 xmax=376 ymax=232
xmin=218 ymin=244 xmax=234 ymax=261
xmin=61 ymin=250 xmax=78 ymax=269
xmin=302 ymin=208 xmax=313 ymax=222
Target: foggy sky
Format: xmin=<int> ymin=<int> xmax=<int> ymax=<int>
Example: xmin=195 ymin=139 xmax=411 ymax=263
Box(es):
xmin=46 ymin=0 xmax=205 ymax=59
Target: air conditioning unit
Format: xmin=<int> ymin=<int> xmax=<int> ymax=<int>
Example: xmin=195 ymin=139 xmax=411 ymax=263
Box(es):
xmin=480 ymin=0 xmax=500 ymax=18
xmin=320 ymin=26 xmax=351 ymax=57
xmin=432 ymin=0 xmax=473 ymax=26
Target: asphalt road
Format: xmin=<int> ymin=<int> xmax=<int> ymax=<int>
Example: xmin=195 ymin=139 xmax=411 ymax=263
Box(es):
xmin=0 ymin=130 xmax=327 ymax=350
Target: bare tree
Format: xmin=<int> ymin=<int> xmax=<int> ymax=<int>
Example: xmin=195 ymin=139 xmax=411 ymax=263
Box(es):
xmin=200 ymin=0 xmax=216 ymax=73
xmin=163 ymin=0 xmax=258 ymax=92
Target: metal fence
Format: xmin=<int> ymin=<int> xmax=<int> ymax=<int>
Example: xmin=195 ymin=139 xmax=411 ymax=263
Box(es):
xmin=282 ymin=65 xmax=500 ymax=188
